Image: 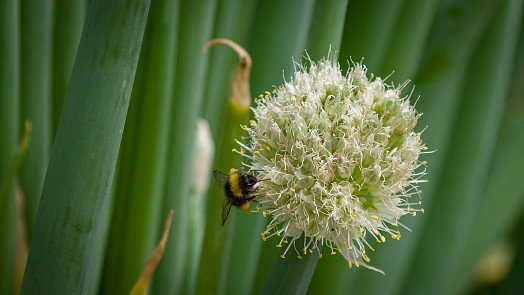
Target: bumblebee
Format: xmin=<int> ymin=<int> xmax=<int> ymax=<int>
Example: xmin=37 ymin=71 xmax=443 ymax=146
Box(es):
xmin=213 ymin=168 xmax=261 ymax=226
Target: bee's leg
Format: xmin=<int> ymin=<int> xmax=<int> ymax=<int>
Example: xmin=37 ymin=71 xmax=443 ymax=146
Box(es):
xmin=247 ymin=195 xmax=259 ymax=202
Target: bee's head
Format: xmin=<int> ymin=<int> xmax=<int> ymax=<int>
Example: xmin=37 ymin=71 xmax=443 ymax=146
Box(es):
xmin=242 ymin=173 xmax=258 ymax=188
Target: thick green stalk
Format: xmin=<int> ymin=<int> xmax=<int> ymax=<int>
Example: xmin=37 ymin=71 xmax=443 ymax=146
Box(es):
xmin=101 ymin=0 xmax=178 ymax=294
xmin=258 ymin=236 xmax=322 ymax=295
xmin=20 ymin=0 xmax=53 ymax=241
xmin=20 ymin=1 xmax=151 ymax=294
xmin=152 ymin=0 xmax=216 ymax=294
xmin=51 ymin=0 xmax=87 ymax=137
xmin=0 ymin=0 xmax=19 ymax=293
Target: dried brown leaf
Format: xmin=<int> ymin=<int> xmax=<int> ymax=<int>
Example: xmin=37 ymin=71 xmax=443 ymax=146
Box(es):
xmin=129 ymin=210 xmax=174 ymax=295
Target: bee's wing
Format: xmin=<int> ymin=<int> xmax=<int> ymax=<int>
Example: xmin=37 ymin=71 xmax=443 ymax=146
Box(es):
xmin=213 ymin=170 xmax=229 ymax=189
xmin=222 ymin=199 xmax=233 ymax=227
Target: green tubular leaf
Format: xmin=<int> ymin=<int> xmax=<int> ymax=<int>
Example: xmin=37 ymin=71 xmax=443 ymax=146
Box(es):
xmin=51 ymin=0 xmax=87 ymax=138
xmin=404 ymin=1 xmax=520 ymax=294
xmin=258 ymin=236 xmax=322 ymax=295
xmin=104 ymin=0 xmax=179 ymax=293
xmin=20 ymin=1 xmax=151 ymax=294
xmin=398 ymin=3 xmax=514 ymax=294
xmin=152 ymin=0 xmax=217 ymax=294
xmin=0 ymin=1 xmax=19 ymax=292
xmin=88 ymin=167 xmax=117 ymax=295
xmin=449 ymin=4 xmax=524 ymax=292
xmin=378 ymin=0 xmax=440 ymax=81
xmin=305 ymin=0 xmax=348 ymax=61
xmin=342 ymin=1 xmax=504 ymax=294
xmin=101 ymin=0 xmax=178 ymax=294
xmin=247 ymin=0 xmax=315 ymax=96
xmin=19 ymin=0 xmax=53 ymax=242
xmin=339 ymin=0 xmax=405 ymax=72
xmin=429 ymin=1 xmax=523 ymax=293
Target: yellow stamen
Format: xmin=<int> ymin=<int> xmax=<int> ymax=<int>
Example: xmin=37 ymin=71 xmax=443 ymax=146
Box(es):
xmin=363 ymin=254 xmax=370 ymax=262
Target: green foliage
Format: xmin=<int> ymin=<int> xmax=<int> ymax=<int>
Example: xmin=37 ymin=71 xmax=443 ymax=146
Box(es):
xmin=20 ymin=0 xmax=151 ymax=293
xmin=2 ymin=0 xmax=524 ymax=294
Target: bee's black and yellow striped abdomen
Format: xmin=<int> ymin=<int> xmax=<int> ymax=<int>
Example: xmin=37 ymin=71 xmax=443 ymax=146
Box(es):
xmin=226 ymin=169 xmax=243 ymax=198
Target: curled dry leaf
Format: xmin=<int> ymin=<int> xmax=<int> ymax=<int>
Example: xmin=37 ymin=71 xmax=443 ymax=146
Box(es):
xmin=203 ymin=39 xmax=252 ymax=109
xmin=129 ymin=210 xmax=174 ymax=295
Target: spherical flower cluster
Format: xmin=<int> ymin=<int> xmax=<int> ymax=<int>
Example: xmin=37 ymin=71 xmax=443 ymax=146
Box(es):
xmin=237 ymin=56 xmax=427 ymax=272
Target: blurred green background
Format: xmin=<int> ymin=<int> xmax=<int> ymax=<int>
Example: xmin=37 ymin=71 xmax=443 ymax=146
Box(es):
xmin=1 ymin=0 xmax=524 ymax=294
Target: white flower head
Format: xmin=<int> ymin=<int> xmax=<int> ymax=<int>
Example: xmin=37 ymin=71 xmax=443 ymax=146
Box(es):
xmin=237 ymin=54 xmax=428 ymax=272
